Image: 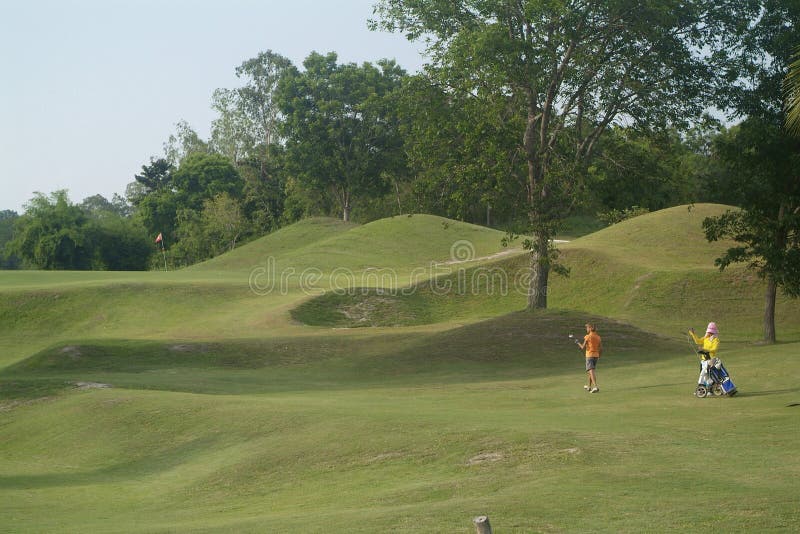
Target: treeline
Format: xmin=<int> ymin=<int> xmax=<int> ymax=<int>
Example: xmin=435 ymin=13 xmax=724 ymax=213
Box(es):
xmin=2 ymin=1 xmax=798 ymax=272
xmin=0 ymin=54 xmax=727 ymax=271
xmin=1 ymin=192 xmax=147 ymax=270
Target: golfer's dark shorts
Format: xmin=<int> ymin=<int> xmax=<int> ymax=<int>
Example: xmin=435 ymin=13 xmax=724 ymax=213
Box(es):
xmin=585 ymin=357 xmax=598 ymax=371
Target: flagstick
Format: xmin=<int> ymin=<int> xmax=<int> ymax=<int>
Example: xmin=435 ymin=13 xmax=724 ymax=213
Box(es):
xmin=161 ymin=241 xmax=167 ymax=271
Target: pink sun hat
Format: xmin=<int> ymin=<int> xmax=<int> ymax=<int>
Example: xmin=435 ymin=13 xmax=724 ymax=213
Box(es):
xmin=706 ymin=322 xmax=719 ymax=335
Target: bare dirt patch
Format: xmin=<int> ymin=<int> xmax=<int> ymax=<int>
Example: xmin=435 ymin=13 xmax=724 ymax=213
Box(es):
xmin=442 ymin=248 xmax=522 ymax=265
xmin=60 ymin=346 xmax=82 ymax=360
xmin=73 ymin=382 xmax=112 ymax=390
xmin=339 ymin=297 xmax=397 ymax=324
xmin=467 ymin=452 xmax=504 ymax=465
xmin=365 ymin=452 xmax=405 ymax=464
xmin=0 ymin=396 xmax=56 ymax=412
xmin=169 ymin=344 xmax=209 ymax=353
xmin=624 ymin=272 xmax=655 ymax=308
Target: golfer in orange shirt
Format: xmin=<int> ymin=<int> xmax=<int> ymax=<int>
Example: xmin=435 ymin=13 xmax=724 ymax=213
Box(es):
xmin=578 ymin=322 xmax=602 ymax=393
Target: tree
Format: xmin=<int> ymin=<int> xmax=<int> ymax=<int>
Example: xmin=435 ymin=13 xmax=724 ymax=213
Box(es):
xmin=277 ymin=52 xmax=407 ymax=222
xmin=7 ymin=191 xmax=150 ymax=270
xmin=0 ymin=210 xmax=20 ymax=269
xmin=129 ymin=152 xmax=243 ymax=266
xmin=373 ymin=0 xmax=757 ymax=309
xmin=234 ymin=50 xmax=293 ymax=164
xmin=134 ymin=188 xmax=180 ymax=247
xmin=170 ymin=194 xmax=245 ymax=266
xmin=170 ymin=152 xmax=243 ymax=211
xmin=76 ymin=195 xmax=149 ymax=270
xmin=133 ymin=158 xmax=174 ymax=196
xmin=723 ymin=1 xmax=800 ymax=123
xmin=171 ymin=208 xmax=209 ymax=267
xmin=210 ymin=88 xmax=251 ymax=164
xmin=79 ymin=194 xmax=132 ymax=218
xmin=163 ymin=120 xmax=208 ymax=166
xmin=703 ymin=119 xmax=800 ymax=343
xmin=701 ymin=1 xmax=800 ymax=343
xmin=587 ymin=127 xmax=699 ymax=212
xmin=128 ymin=158 xmax=177 ymax=244
xmin=132 ymin=152 xmax=244 ymax=252
xmin=785 ymin=47 xmax=800 ymax=135
xmin=7 ymin=191 xmax=93 ymax=269
xmin=396 ymin=74 xmax=527 ymax=225
xmin=87 ymin=214 xmax=152 ymax=271
xmin=202 ymin=193 xmax=246 ymax=254
xmin=239 ymin=150 xmax=287 ymax=234
xmin=211 ymin=51 xmax=295 ymax=235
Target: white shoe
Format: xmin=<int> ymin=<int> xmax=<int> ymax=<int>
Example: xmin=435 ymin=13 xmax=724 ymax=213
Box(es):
xmin=590 ymin=387 xmax=599 ymax=393
xmin=583 ymin=385 xmax=590 ymax=391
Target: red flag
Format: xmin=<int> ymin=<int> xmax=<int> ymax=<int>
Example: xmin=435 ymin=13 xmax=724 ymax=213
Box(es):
xmin=155 ymin=232 xmax=163 ymax=244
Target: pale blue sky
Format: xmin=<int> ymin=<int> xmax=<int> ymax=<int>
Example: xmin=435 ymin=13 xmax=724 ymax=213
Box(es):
xmin=0 ymin=0 xmax=425 ymax=213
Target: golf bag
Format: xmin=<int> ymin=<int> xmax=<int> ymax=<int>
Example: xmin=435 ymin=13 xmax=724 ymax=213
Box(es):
xmin=695 ymin=356 xmax=737 ymax=398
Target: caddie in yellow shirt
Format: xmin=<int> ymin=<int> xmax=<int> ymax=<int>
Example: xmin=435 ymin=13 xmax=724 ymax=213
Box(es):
xmin=689 ymin=322 xmax=719 ymax=361
xmin=689 ymin=322 xmax=721 ymax=394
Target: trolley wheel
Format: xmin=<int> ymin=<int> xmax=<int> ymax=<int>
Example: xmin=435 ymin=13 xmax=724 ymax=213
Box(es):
xmin=711 ymin=383 xmax=724 ymax=396
xmin=695 ymin=385 xmax=708 ymax=398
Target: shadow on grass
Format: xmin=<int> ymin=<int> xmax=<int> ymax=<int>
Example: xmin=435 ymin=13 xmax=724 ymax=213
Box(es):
xmin=632 ymin=383 xmax=686 ymax=390
xmin=732 ymin=388 xmax=800 ymax=398
xmin=0 ymin=379 xmax=71 ymax=401
xmin=0 ymin=437 xmax=218 ymax=490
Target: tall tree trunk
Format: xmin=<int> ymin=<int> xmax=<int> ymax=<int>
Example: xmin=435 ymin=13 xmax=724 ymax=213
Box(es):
xmin=394 ymin=179 xmax=403 ymax=215
xmin=764 ymin=274 xmax=777 ymax=343
xmin=528 ymin=232 xmax=550 ymax=309
xmin=524 ymin=95 xmax=549 ymax=310
xmin=343 ymin=191 xmax=351 ymax=222
xmin=764 ymin=203 xmax=787 ymax=343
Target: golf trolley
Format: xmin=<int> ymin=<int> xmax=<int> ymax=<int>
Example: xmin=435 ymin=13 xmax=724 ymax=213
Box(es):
xmin=695 ymin=356 xmax=738 ymax=397
xmin=688 ymin=335 xmax=737 ymax=398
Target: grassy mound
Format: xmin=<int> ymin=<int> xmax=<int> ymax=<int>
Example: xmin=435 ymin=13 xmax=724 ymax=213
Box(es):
xmin=0 ymin=282 xmax=295 ymax=370
xmin=290 ymin=255 xmax=528 ymax=327
xmin=552 ymin=204 xmax=800 ymax=338
xmin=191 ymin=214 xmax=514 ymax=275
xmin=290 ymin=204 xmax=800 ymax=339
xmin=565 ymin=203 xmax=735 ymax=270
xmin=187 ymin=217 xmax=358 ymax=272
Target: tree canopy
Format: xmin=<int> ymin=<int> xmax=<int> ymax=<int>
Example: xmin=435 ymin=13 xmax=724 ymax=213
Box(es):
xmin=700 ymin=2 xmax=800 ymax=342
xmin=372 ymin=0 xmax=758 ymax=308
xmin=277 ymin=52 xmax=406 ymax=222
xmin=6 ymin=191 xmax=150 ymax=270
xmin=785 ymin=47 xmax=800 ymax=135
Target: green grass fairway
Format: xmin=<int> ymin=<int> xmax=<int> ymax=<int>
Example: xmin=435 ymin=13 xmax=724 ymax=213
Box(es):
xmin=2 ymin=206 xmax=799 ymax=532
